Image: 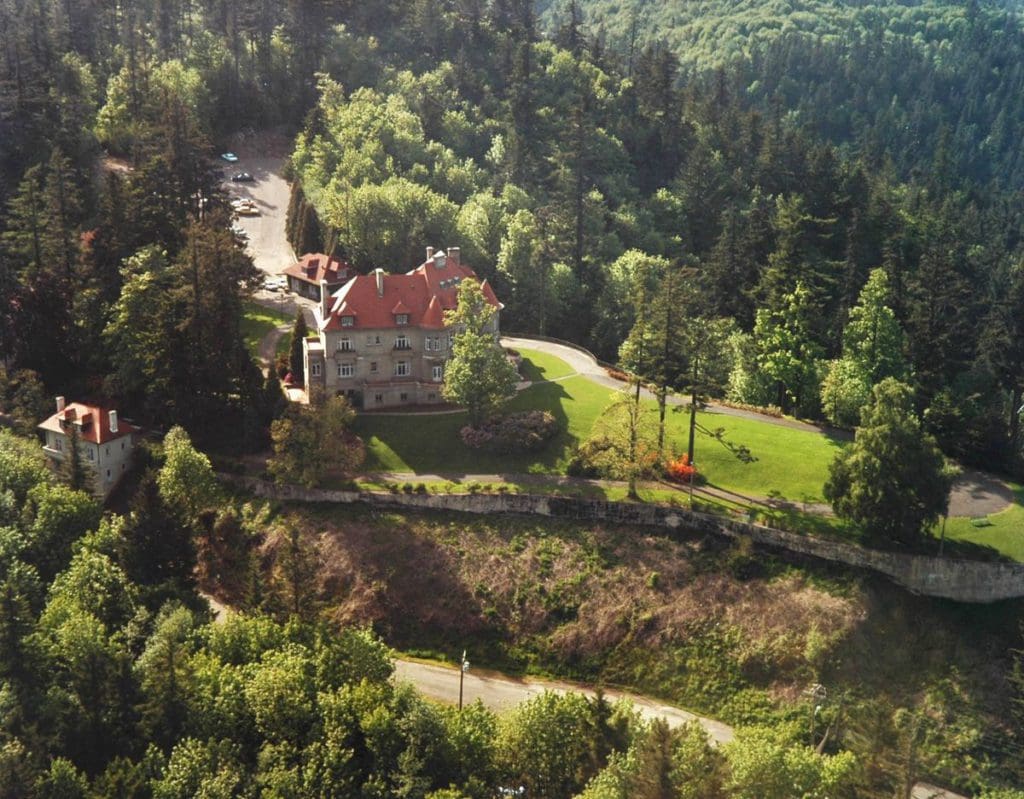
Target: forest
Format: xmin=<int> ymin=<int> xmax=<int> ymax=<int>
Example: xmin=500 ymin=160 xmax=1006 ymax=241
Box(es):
xmin=1 ymin=0 xmax=1024 ymax=795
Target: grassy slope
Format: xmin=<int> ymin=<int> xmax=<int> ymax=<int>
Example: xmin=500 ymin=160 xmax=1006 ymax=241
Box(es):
xmin=263 ymin=502 xmax=1022 ymax=793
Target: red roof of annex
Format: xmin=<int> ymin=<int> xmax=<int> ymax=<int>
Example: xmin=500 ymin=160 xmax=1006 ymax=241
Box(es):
xmin=283 ymin=253 xmax=353 ymax=286
xmin=323 ymin=248 xmax=501 ymax=332
xmin=39 ymin=402 xmax=139 ymax=445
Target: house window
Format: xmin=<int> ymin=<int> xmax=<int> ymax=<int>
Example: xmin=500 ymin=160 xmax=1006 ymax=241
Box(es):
xmin=374 ymin=393 xmax=383 ymax=404
xmin=395 ymin=335 xmax=410 ymax=350
xmin=338 ymin=337 xmax=353 ymax=351
xmin=428 ymin=393 xmax=436 ymax=401
xmin=395 ymin=313 xmax=409 ymax=325
xmin=87 ymin=448 xmax=95 ymax=461
xmin=55 ymin=437 xmax=63 ymax=452
xmin=121 ymin=442 xmax=125 ymax=450
xmin=432 ymin=364 xmax=443 ymax=382
xmin=425 ymin=337 xmax=432 ymax=351
xmin=434 ymin=336 xmax=442 ymax=351
xmin=370 ymin=361 xmax=378 ymax=373
xmin=400 ymin=393 xmax=408 ymax=402
xmin=341 ymin=316 xmax=354 ymax=327
xmin=311 ymin=362 xmax=321 ymax=377
xmin=106 ymin=469 xmax=111 ymax=480
xmin=395 ymin=361 xmax=410 ymax=377
xmin=105 ymin=446 xmax=110 ymax=456
xmin=338 ymin=362 xmax=354 ymax=378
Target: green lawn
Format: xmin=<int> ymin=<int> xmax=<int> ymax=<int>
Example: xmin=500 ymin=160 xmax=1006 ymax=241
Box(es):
xmin=357 ymin=347 xmax=846 ymax=502
xmin=355 ymin=347 xmax=1024 ymax=558
xmin=241 ymin=301 xmax=293 ymax=359
xmin=356 ymin=374 xmax=613 ymax=474
xmin=940 ymin=483 xmax=1024 ymax=561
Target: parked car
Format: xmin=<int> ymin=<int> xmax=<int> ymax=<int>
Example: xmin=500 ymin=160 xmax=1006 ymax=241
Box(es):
xmin=231 ymin=199 xmax=260 ymax=216
xmin=231 ymin=172 xmax=254 ymax=182
xmin=230 ymin=224 xmax=249 ymax=242
xmin=220 ymin=152 xmax=239 ymax=162
xmin=263 ymin=275 xmax=288 ymax=292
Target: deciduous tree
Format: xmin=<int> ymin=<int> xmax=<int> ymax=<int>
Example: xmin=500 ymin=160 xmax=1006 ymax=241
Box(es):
xmin=443 ymin=279 xmax=518 ymax=427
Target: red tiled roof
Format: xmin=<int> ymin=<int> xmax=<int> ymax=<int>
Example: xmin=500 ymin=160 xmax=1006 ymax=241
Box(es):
xmin=283 ymin=253 xmax=352 ymax=285
xmin=323 ymin=256 xmax=500 ymax=332
xmin=38 ymin=403 xmax=139 ymax=445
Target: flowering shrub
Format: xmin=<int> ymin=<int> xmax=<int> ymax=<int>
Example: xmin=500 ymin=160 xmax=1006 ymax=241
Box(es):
xmin=460 ymin=411 xmax=559 ymax=454
xmin=666 ymin=454 xmax=698 ymax=483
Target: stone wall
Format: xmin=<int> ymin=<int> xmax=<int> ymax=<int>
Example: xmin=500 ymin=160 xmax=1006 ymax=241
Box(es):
xmin=228 ymin=477 xmax=1024 ymax=604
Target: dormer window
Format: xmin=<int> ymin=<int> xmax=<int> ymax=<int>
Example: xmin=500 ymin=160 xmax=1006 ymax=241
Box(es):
xmin=341 ymin=316 xmax=354 ymax=327
xmin=395 ymin=313 xmax=409 ymax=326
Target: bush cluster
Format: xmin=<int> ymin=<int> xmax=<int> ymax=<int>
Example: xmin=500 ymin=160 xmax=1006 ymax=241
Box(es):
xmin=460 ymin=411 xmax=559 ymax=454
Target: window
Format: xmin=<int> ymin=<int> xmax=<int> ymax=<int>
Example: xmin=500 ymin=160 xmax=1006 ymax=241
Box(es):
xmin=341 ymin=316 xmax=354 ymax=327
xmin=395 ymin=335 xmax=410 ymax=350
xmin=370 ymin=361 xmax=378 ymax=373
xmin=87 ymin=448 xmax=95 ymax=461
xmin=338 ymin=337 xmax=353 ymax=351
xmin=428 ymin=393 xmax=436 ymax=401
xmin=338 ymin=362 xmax=354 ymax=378
xmin=121 ymin=442 xmax=125 ymax=450
xmin=105 ymin=446 xmax=110 ymax=456
xmin=311 ymin=362 xmax=321 ymax=377
xmin=106 ymin=469 xmax=111 ymax=479
xmin=424 ymin=337 xmax=432 ymax=352
xmin=400 ymin=393 xmax=408 ymax=402
xmin=432 ymin=364 xmax=443 ymax=382
xmin=55 ymin=437 xmax=63 ymax=452
xmin=396 ymin=313 xmax=408 ymax=325
xmin=374 ymin=393 xmax=383 ymax=404
xmin=434 ymin=336 xmax=442 ymax=351
xmin=395 ymin=361 xmax=410 ymax=377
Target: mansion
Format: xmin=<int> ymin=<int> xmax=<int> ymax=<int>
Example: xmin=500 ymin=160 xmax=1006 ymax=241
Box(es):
xmin=303 ymin=247 xmax=502 ymax=408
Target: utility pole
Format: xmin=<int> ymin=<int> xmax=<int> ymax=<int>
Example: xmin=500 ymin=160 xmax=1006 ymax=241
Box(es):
xmin=458 ymin=650 xmax=470 ymax=711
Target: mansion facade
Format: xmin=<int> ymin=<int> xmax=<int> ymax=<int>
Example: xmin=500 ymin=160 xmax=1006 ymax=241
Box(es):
xmin=303 ymin=247 xmax=502 ymax=408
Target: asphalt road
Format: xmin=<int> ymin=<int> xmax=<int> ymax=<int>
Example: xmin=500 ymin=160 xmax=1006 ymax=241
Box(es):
xmin=393 ymin=658 xmax=736 ymax=745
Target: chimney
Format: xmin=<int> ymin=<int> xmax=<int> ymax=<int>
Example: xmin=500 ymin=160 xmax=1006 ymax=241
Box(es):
xmin=433 ymin=249 xmax=447 ymax=269
xmin=426 ymin=246 xmax=434 ymax=261
xmin=109 ymin=410 xmax=118 ymax=434
xmin=375 ymin=268 xmax=385 ymax=297
xmin=448 ymin=246 xmax=460 ymax=266
xmin=56 ymin=396 xmax=66 ymax=413
xmin=320 ymin=279 xmax=330 ymax=320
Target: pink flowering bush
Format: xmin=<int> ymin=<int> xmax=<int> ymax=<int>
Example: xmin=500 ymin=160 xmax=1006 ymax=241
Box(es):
xmin=460 ymin=411 xmax=559 ymax=453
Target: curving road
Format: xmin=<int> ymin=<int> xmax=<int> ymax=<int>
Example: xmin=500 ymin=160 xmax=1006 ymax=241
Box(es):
xmin=394 ymin=659 xmax=735 ymax=744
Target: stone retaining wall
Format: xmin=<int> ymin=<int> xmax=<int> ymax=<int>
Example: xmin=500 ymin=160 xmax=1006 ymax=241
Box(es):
xmin=228 ymin=477 xmax=1024 ymax=604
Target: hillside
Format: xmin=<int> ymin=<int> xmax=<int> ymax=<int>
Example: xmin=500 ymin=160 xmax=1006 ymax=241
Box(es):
xmin=250 ymin=502 xmax=1024 ymax=797
xmin=542 ymin=0 xmax=1024 ymax=191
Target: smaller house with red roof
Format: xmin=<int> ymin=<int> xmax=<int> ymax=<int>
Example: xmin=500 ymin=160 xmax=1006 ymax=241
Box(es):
xmin=304 ymin=246 xmax=502 ymax=408
xmin=282 ymin=253 xmax=353 ymax=302
xmin=38 ymin=397 xmax=139 ymax=499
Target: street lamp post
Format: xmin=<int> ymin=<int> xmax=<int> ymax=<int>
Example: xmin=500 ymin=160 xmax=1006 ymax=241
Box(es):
xmin=458 ymin=650 xmax=470 ymax=711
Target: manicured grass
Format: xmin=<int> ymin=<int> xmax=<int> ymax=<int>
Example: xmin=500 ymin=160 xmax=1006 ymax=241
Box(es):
xmin=356 ymin=354 xmax=846 ymax=505
xmin=356 ymin=374 xmax=614 ymax=474
xmin=516 ymin=347 xmax=576 ymax=382
xmin=241 ymin=301 xmax=292 ymax=358
xmin=940 ymin=483 xmax=1024 ymax=561
xmin=660 ymin=409 xmax=846 ymax=504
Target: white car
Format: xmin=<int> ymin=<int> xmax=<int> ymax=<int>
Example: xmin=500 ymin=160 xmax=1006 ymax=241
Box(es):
xmin=232 ymin=199 xmax=260 ymax=216
xmin=263 ymin=276 xmax=288 ymax=293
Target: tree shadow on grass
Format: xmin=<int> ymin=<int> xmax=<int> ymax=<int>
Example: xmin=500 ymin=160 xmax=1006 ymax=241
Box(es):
xmin=355 ymin=379 xmax=577 ymax=476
